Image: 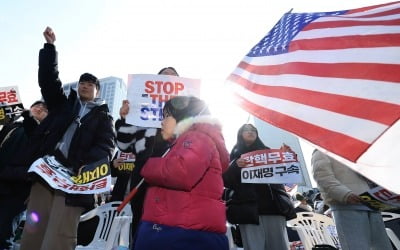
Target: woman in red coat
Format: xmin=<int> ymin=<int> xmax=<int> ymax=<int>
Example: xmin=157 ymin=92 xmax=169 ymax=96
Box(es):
xmin=134 ymin=96 xmax=230 ymax=250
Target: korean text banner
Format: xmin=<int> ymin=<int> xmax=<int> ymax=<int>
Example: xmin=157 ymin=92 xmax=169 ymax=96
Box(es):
xmin=115 ymin=150 xmax=135 ymax=173
xmin=0 ymin=86 xmax=23 ymax=125
xmin=227 ymin=2 xmax=400 ymax=193
xmin=240 ymin=149 xmax=302 ymax=184
xmin=359 ymin=184 xmax=400 ymax=211
xmin=126 ymin=74 xmax=201 ymax=128
xmin=28 ymin=155 xmax=111 ymax=194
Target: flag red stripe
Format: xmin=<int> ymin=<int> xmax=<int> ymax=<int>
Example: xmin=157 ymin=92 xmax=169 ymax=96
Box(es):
xmin=235 ymin=94 xmax=369 ymax=161
xmin=229 ymin=74 xmax=400 ymax=125
xmin=238 ymin=61 xmax=400 ymax=83
xmin=347 ymin=2 xmax=400 ymax=15
xmin=290 ymin=34 xmax=400 ymax=51
xmin=356 ymin=7 xmax=400 ymax=18
xmin=303 ymin=18 xmax=400 ymax=31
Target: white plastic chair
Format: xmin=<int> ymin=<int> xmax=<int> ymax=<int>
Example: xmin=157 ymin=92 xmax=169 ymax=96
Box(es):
xmin=382 ymin=211 xmax=400 ymax=221
xmin=105 ymin=215 xmax=132 ymax=249
xmin=76 ymin=201 xmax=132 ymax=250
xmin=382 ymin=212 xmax=400 ymax=250
xmin=287 ymin=212 xmax=340 ymax=250
xmin=9 ymin=210 xmax=26 ymax=250
xmin=225 ymin=222 xmax=243 ymax=250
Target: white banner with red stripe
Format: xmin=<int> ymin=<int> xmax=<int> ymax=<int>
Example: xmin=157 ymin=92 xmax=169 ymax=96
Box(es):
xmin=28 ymin=155 xmax=111 ymax=194
xmin=240 ymin=149 xmax=303 ymax=184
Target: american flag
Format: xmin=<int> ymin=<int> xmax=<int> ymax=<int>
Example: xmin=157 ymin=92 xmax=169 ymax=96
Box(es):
xmin=284 ymin=184 xmax=298 ymax=196
xmin=228 ymin=1 xmax=400 ymax=163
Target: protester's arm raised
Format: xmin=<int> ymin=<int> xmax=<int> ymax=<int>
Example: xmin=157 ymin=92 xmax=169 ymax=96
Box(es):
xmin=38 ymin=26 xmax=66 ymax=111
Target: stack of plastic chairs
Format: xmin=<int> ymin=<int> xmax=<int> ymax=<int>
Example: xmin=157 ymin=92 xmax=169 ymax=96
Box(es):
xmin=382 ymin=211 xmax=400 ymax=250
xmin=225 ymin=222 xmax=243 ymax=250
xmin=76 ymin=201 xmax=132 ymax=250
xmin=287 ymin=212 xmax=340 ymax=250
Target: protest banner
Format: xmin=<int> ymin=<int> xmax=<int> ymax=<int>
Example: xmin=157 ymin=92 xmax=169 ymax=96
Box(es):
xmin=240 ymin=149 xmax=302 ymax=184
xmin=115 ymin=150 xmax=135 ymax=173
xmin=28 ymin=155 xmax=111 ymax=194
xmin=359 ymin=185 xmax=400 ymax=211
xmin=0 ymin=86 xmax=24 ymax=125
xmin=126 ymin=74 xmax=201 ymax=127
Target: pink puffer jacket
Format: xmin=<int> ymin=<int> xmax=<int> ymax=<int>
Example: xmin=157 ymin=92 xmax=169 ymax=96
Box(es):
xmin=141 ymin=116 xmax=229 ymax=233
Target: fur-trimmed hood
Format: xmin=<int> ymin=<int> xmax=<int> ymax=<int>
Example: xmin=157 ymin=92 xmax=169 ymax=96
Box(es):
xmin=174 ymin=115 xmax=222 ymax=137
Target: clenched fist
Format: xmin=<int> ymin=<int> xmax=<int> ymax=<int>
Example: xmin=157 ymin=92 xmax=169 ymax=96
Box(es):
xmin=43 ymin=26 xmax=56 ymax=44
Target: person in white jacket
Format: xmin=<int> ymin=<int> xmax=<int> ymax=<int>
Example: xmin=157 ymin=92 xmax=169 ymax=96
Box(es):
xmin=311 ymin=149 xmax=392 ymax=250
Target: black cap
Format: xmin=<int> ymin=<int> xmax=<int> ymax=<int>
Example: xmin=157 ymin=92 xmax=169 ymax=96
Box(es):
xmin=30 ymin=100 xmax=47 ymax=108
xmin=163 ymin=96 xmax=210 ymax=123
xmin=79 ymin=73 xmax=100 ymax=90
xmin=158 ymin=67 xmax=179 ymax=76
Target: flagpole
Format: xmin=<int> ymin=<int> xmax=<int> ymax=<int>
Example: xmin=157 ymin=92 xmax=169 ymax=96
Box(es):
xmin=117 ymin=178 xmax=144 ymax=212
xmin=116 ymin=148 xmax=170 ymax=212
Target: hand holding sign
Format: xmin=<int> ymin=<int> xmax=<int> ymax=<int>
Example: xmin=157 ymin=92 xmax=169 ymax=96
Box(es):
xmin=236 ymin=158 xmax=247 ymax=168
xmin=347 ymin=193 xmax=362 ymax=204
xmin=112 ymin=158 xmax=125 ymax=168
xmin=119 ymin=100 xmax=130 ymax=119
xmin=280 ymin=143 xmax=295 ymax=154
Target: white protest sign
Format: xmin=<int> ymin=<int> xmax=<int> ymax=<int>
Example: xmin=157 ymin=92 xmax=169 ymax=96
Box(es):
xmin=28 ymin=155 xmax=111 ymax=194
xmin=240 ymin=149 xmax=302 ymax=184
xmin=0 ymin=86 xmax=21 ymax=106
xmin=126 ymin=74 xmax=201 ymax=128
xmin=0 ymin=86 xmax=24 ymax=125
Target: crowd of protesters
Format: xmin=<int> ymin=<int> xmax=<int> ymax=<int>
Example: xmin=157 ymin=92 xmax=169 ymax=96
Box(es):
xmin=0 ymin=25 xmax=397 ymax=250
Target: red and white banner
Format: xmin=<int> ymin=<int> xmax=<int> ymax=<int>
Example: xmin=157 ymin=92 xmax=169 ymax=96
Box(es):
xmin=115 ymin=151 xmax=135 ymax=172
xmin=0 ymin=86 xmax=24 ymax=125
xmin=228 ymin=2 xmax=400 ymax=193
xmin=117 ymin=151 xmax=135 ymax=163
xmin=240 ymin=149 xmax=302 ymax=184
xmin=359 ymin=185 xmax=400 ymax=211
xmin=126 ymin=74 xmax=201 ymax=128
xmin=28 ymin=155 xmax=111 ymax=194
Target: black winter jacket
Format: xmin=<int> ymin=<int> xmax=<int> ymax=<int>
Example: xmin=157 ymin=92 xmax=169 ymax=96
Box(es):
xmin=29 ymin=43 xmax=115 ymax=208
xmin=0 ymin=112 xmax=38 ymax=196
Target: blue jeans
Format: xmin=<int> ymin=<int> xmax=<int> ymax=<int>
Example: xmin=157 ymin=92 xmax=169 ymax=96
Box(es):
xmin=332 ymin=209 xmax=392 ymax=250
